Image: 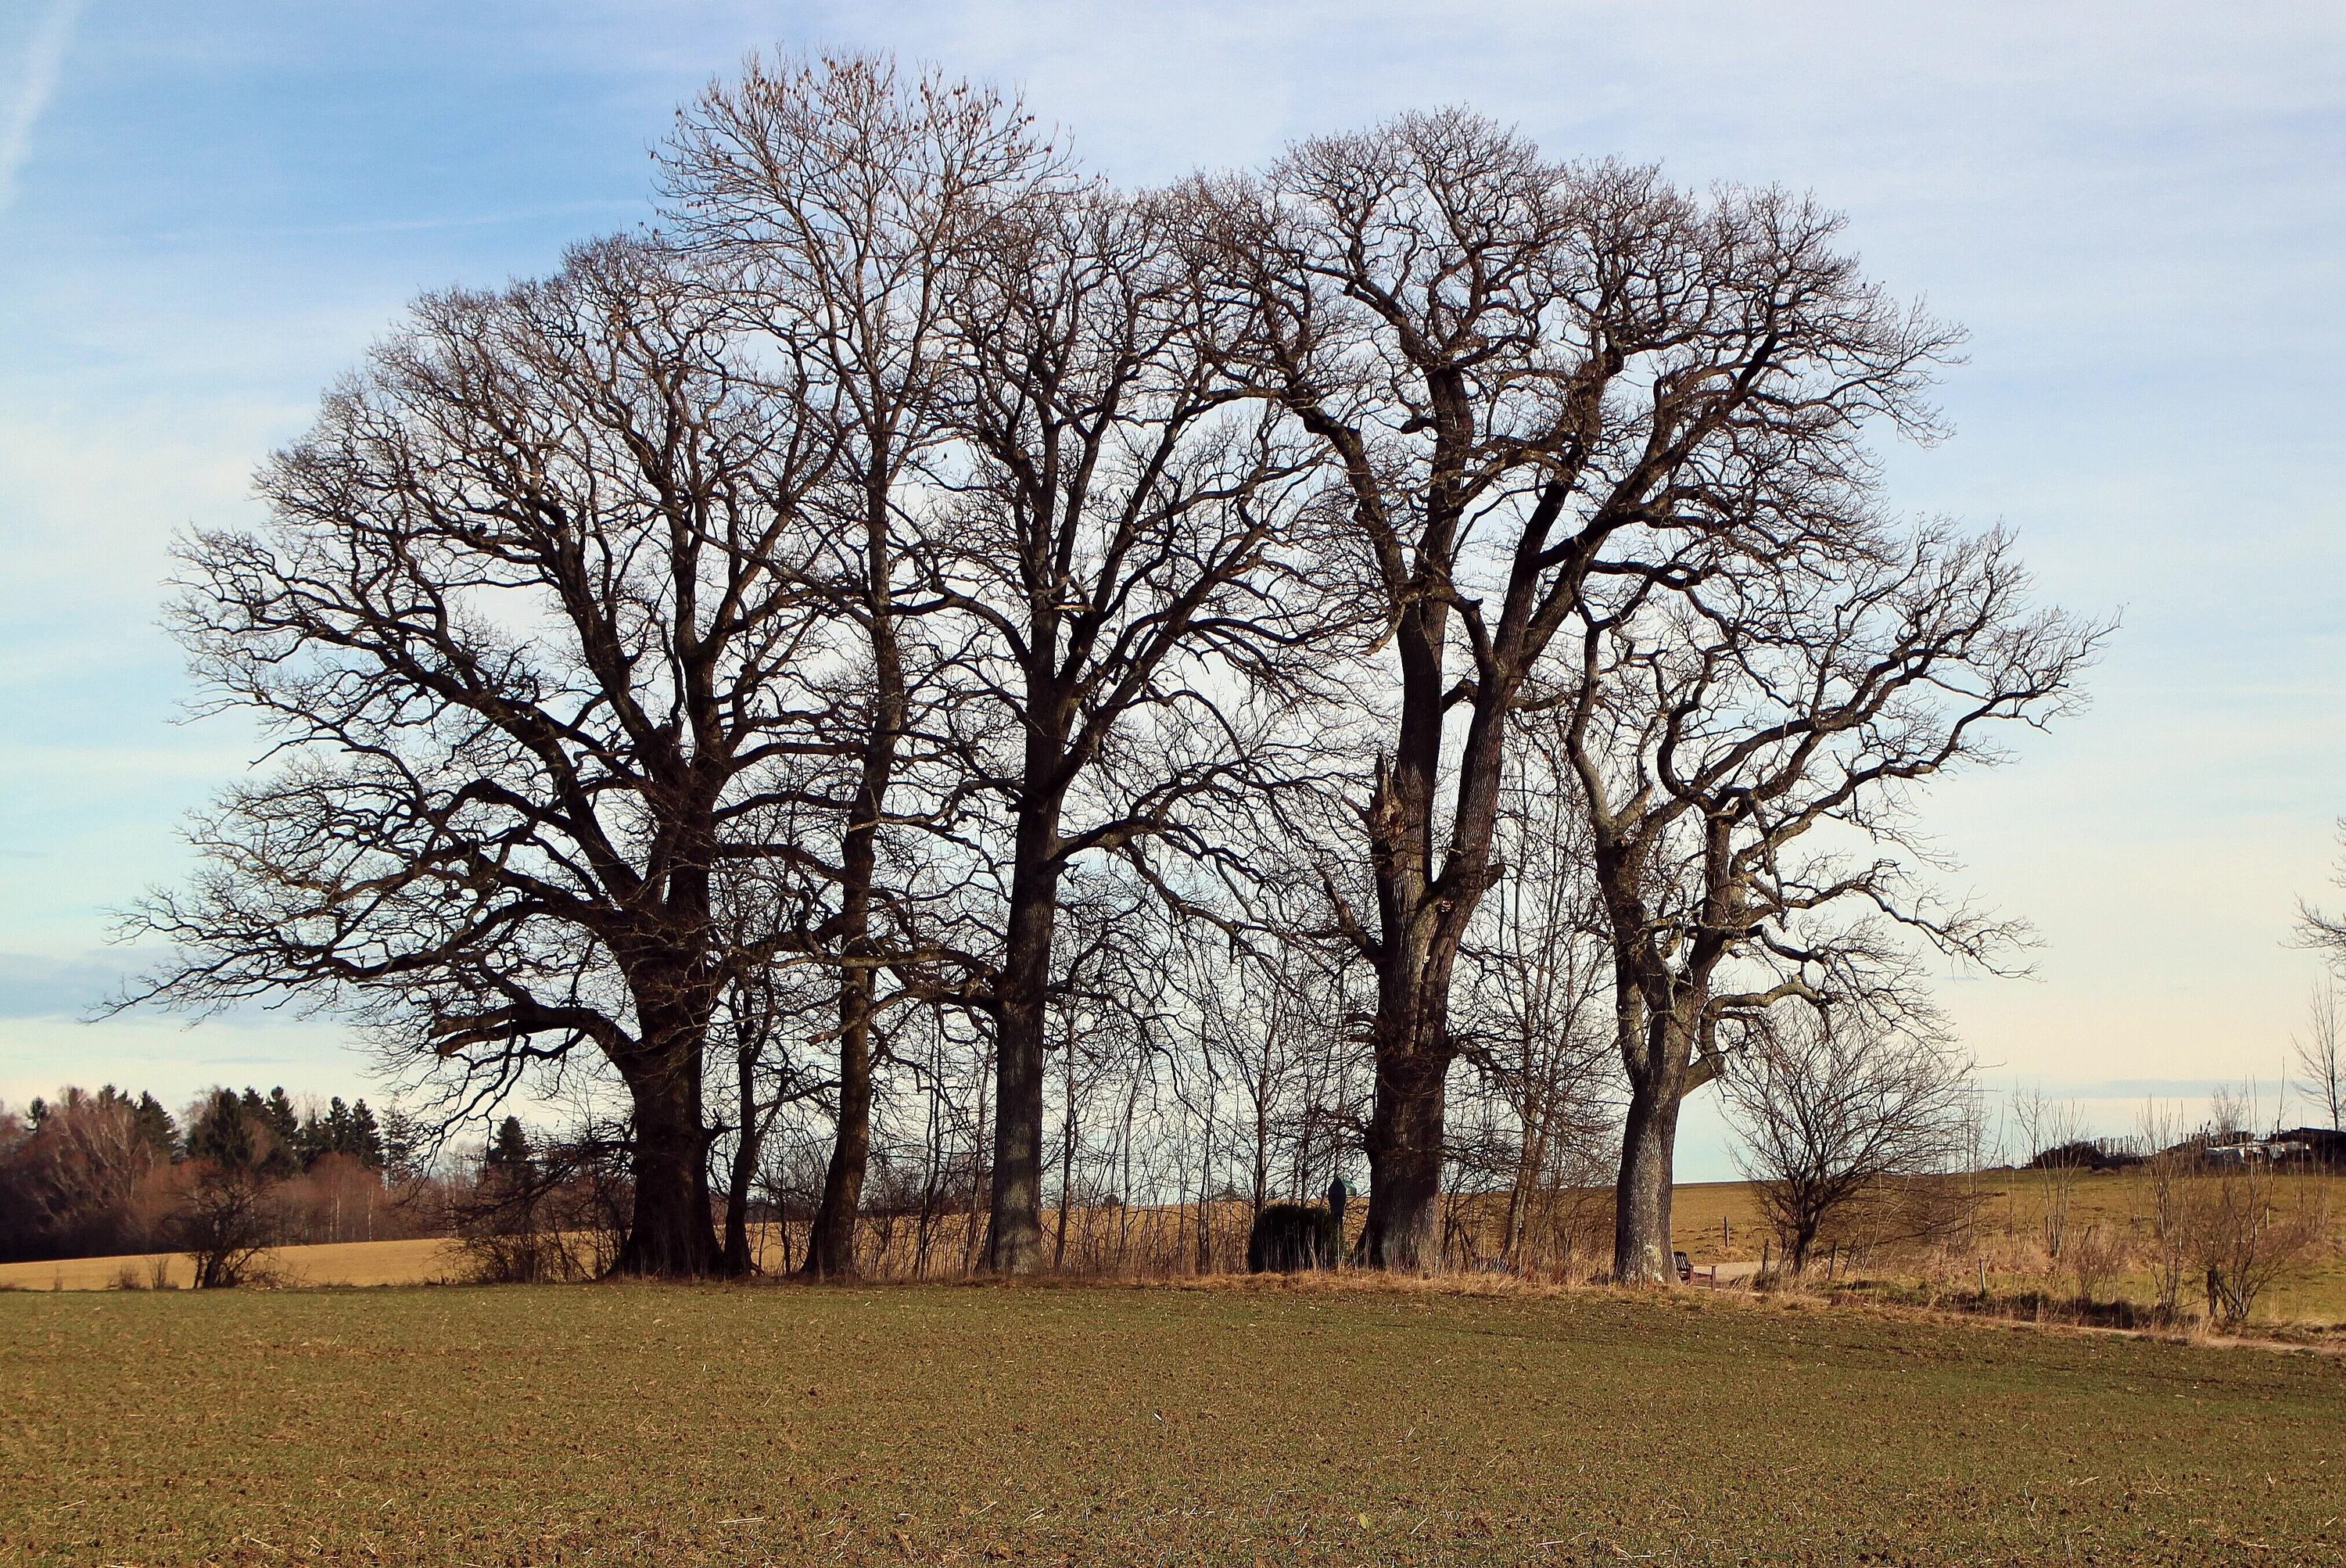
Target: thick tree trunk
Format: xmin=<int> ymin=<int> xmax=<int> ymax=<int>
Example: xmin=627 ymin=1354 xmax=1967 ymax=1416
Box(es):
xmin=1354 ymin=575 xmax=1504 ymax=1272
xmin=1359 ymin=1042 xmax=1449 ymax=1269
xmin=1788 ymin=1221 xmax=1818 ymax=1276
xmin=985 ymin=798 xmax=1063 ymax=1275
xmin=1612 ymin=1070 xmax=1683 ymax=1284
xmin=616 ymin=1038 xmax=722 ymax=1278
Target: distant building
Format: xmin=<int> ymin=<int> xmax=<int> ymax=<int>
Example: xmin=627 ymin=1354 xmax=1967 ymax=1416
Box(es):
xmin=2195 ymin=1128 xmax=2341 ymax=1166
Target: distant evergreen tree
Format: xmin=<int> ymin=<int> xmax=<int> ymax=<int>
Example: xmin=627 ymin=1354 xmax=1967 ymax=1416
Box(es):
xmin=292 ymin=1096 xmax=386 ymax=1171
xmin=263 ymin=1088 xmax=300 ymax=1145
xmin=486 ymin=1116 xmax=532 ymax=1179
xmin=243 ymin=1088 xmax=299 ymax=1176
xmin=379 ymin=1106 xmax=422 ymax=1181
xmin=296 ymin=1108 xmax=325 ymax=1166
xmin=347 ymin=1100 xmax=385 ymax=1168
xmin=186 ymin=1089 xmax=256 ymax=1170
xmin=131 ymin=1093 xmax=176 ymax=1161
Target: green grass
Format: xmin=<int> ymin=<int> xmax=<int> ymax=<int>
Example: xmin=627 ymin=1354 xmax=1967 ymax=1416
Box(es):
xmin=3 ymin=1282 xmax=2342 ymax=1565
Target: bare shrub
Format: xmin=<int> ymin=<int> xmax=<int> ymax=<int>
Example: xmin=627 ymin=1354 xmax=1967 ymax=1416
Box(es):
xmin=2011 ymin=1090 xmax=2086 ymax=1259
xmin=2295 ymin=979 xmax=2345 ymax=1133
xmin=449 ymin=1121 xmax=632 ymax=1283
xmin=2134 ymin=1106 xmax=2197 ymax=1322
xmin=2190 ymin=1161 xmax=2329 ymax=1329
xmin=165 ymin=1162 xmax=285 ymax=1289
xmin=1726 ymin=1010 xmax=1972 ymax=1276
xmin=2059 ymin=1222 xmax=2125 ymax=1306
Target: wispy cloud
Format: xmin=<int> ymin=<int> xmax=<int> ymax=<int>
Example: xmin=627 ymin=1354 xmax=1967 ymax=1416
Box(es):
xmin=0 ymin=0 xmax=83 ymax=218
xmin=0 ymin=949 xmax=127 ymax=1018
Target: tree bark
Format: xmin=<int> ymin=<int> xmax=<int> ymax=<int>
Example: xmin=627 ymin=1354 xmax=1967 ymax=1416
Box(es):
xmin=1359 ymin=1040 xmax=1449 ymax=1269
xmin=1053 ymin=1034 xmax=1078 ymax=1270
xmin=720 ymin=1027 xmax=764 ymax=1275
xmin=803 ymin=987 xmax=872 ymax=1279
xmin=805 ymin=471 xmax=909 ymax=1280
xmin=805 ymin=740 xmax=888 ymax=1279
xmin=985 ymin=795 xmax=1064 ymax=1275
xmin=615 ymin=1032 xmax=722 ymax=1278
xmin=1612 ymin=1067 xmax=1684 ymax=1285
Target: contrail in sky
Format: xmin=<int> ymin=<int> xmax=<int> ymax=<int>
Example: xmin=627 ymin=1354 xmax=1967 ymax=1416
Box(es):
xmin=0 ymin=0 xmax=84 ymax=219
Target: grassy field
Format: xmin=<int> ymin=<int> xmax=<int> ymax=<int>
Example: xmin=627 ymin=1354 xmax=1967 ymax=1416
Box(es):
xmin=4 ymin=1282 xmax=2342 ymax=1566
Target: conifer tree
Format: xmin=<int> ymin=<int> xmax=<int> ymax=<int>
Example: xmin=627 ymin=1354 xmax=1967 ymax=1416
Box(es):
xmin=486 ymin=1117 xmax=532 ymax=1179
xmin=347 ymin=1100 xmax=384 ymax=1169
xmin=186 ymin=1089 xmax=256 ymax=1171
xmin=131 ymin=1093 xmax=175 ymax=1161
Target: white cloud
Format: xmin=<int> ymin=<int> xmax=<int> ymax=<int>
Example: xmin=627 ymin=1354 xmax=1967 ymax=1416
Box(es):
xmin=0 ymin=0 xmax=83 ymax=218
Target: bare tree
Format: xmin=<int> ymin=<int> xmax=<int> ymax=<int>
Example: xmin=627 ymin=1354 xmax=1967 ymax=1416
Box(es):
xmin=0 ymin=1089 xmax=167 ymax=1260
xmin=2190 ymin=1154 xmax=2330 ymax=1329
xmin=662 ymin=54 xmax=1060 ymax=1278
xmin=2012 ymin=1089 xmax=2089 ymax=1259
xmin=1187 ymin=114 xmax=1962 ymax=1268
xmin=122 ymin=239 xmax=843 ymax=1276
xmin=1555 ymin=526 xmax=2098 ymax=1281
xmin=930 ymin=181 xmax=1319 ymax=1273
xmin=168 ymin=1161 xmax=285 ymax=1290
xmin=1724 ymin=1007 xmax=1971 ymax=1276
xmin=1454 ymin=730 xmax=1616 ymax=1271
xmin=2295 ymin=978 xmax=2345 ymax=1132
xmin=711 ymin=950 xmax=828 ymax=1273
xmin=2134 ymin=1103 xmax=2195 ymax=1322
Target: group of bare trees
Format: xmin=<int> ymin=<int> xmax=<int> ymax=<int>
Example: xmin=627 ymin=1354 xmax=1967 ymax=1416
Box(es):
xmin=124 ymin=54 xmax=2097 ymax=1279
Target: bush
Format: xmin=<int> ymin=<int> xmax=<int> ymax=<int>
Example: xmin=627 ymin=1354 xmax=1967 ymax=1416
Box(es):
xmin=1246 ymin=1203 xmax=1340 ymax=1273
xmin=163 ymin=1161 xmax=285 ymax=1288
xmin=2190 ymin=1164 xmax=2330 ymax=1329
xmin=449 ymin=1121 xmax=632 ymax=1283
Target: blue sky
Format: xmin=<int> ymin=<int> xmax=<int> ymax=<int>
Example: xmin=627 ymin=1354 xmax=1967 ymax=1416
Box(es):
xmin=3 ymin=1 xmax=2343 ymax=1170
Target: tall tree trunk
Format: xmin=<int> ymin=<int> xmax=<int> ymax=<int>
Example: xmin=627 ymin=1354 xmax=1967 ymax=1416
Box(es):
xmin=1053 ymin=1034 xmax=1077 ymax=1271
xmin=719 ymin=1025 xmax=764 ymax=1275
xmin=1613 ymin=987 xmax=1709 ymax=1284
xmin=616 ymin=1031 xmax=722 ymax=1278
xmin=803 ymin=971 xmax=873 ymax=1278
xmin=1612 ymin=1067 xmax=1683 ymax=1284
xmin=1354 ymin=590 xmax=1508 ymax=1271
xmin=806 ymin=508 xmax=906 ymax=1278
xmin=985 ymin=797 xmax=1063 ymax=1274
xmin=962 ymin=1039 xmax=991 ymax=1276
xmin=1609 ymin=954 xmax=1729 ymax=1283
xmin=1359 ymin=1037 xmax=1449 ymax=1269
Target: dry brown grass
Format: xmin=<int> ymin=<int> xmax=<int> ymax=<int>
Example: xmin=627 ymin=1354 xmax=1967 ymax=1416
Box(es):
xmin=10 ymin=1170 xmax=2341 ymax=1329
xmin=0 ymin=1236 xmax=457 ymax=1292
